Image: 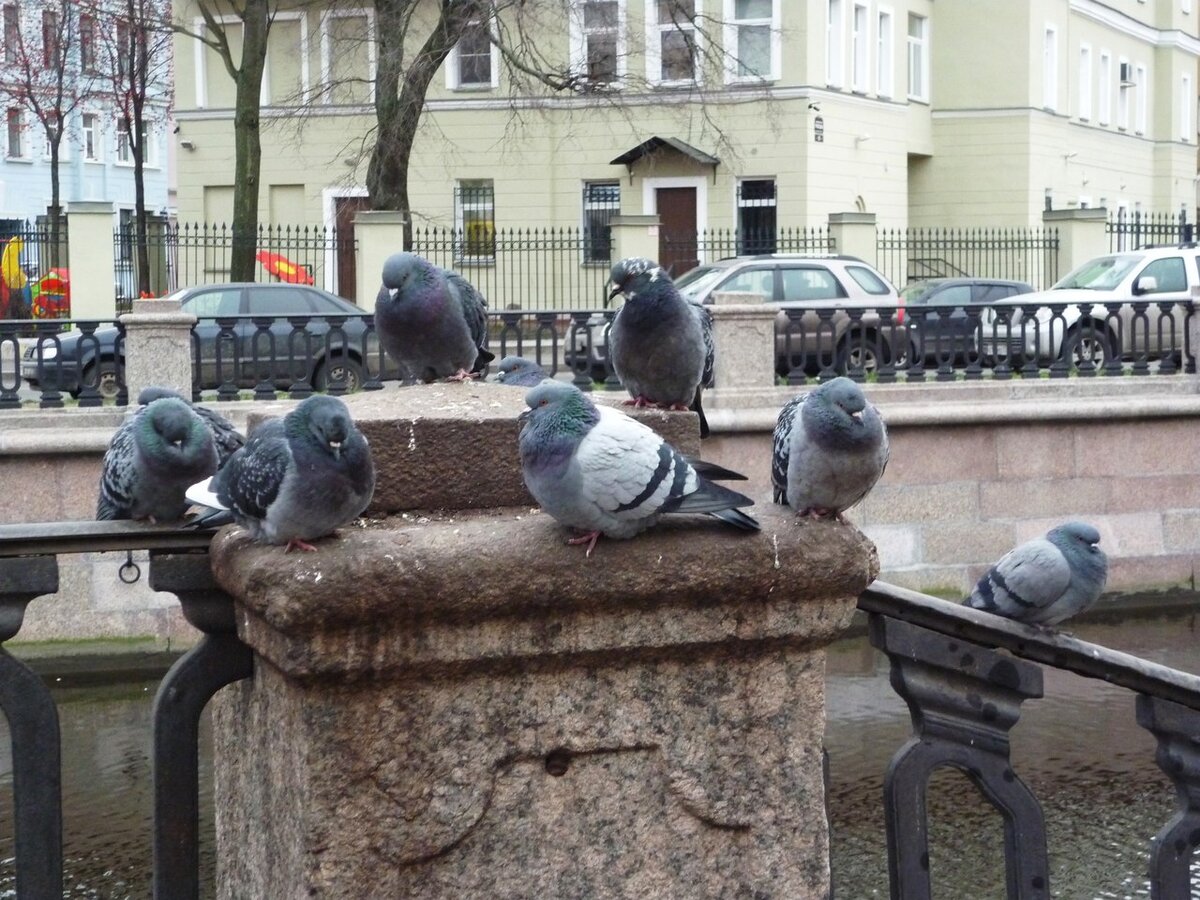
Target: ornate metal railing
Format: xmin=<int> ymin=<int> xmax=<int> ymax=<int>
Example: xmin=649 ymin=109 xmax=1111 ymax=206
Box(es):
xmin=859 ymin=581 xmax=1200 ymax=899
xmin=0 ymin=521 xmax=250 ymax=900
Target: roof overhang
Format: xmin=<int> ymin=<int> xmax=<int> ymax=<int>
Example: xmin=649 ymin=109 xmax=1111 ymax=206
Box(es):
xmin=610 ymin=136 xmax=720 ymax=181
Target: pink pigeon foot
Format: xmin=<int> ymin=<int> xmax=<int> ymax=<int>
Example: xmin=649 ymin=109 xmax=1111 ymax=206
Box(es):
xmin=443 ymin=369 xmax=478 ymax=383
xmin=566 ymin=530 xmax=602 ymax=557
xmin=285 ymin=538 xmax=319 ymax=553
xmin=622 ymin=395 xmax=653 ymax=408
xmin=665 ymin=402 xmax=690 ymax=411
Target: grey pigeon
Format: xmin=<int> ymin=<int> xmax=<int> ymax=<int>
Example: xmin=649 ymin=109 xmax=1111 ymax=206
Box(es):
xmin=607 ymin=257 xmax=714 ymax=438
xmin=136 ymin=386 xmax=244 ymax=470
xmin=771 ymin=377 xmax=888 ymax=517
xmin=185 ymin=395 xmax=375 ymax=552
xmin=518 ymin=380 xmax=759 ymax=556
xmin=374 ymin=252 xmax=494 ymax=383
xmin=964 ymin=522 xmax=1108 ymax=627
xmin=496 ymin=355 xmax=549 ymax=387
xmin=97 ymin=396 xmax=219 ymax=523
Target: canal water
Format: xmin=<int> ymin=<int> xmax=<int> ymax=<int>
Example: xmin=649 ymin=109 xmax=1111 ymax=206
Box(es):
xmin=0 ymin=612 xmax=1194 ymax=897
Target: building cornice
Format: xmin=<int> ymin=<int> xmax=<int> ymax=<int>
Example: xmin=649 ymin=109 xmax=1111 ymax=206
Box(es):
xmin=1070 ymin=0 xmax=1200 ymax=55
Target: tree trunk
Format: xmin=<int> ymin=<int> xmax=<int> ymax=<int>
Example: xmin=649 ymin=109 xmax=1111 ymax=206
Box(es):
xmin=229 ymin=0 xmax=270 ymax=281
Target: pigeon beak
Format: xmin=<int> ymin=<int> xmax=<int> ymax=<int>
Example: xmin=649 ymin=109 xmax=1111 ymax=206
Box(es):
xmin=388 ymin=288 xmax=399 ymax=300
xmin=517 ymin=408 xmax=532 ymax=424
xmin=329 ymin=439 xmax=343 ymax=459
xmin=605 ymin=283 xmax=622 ymax=307
xmin=849 ymin=410 xmax=863 ymax=422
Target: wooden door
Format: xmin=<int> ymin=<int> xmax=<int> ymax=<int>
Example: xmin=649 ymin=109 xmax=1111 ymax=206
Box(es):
xmin=334 ymin=196 xmax=371 ymax=302
xmin=656 ymin=187 xmax=698 ymax=276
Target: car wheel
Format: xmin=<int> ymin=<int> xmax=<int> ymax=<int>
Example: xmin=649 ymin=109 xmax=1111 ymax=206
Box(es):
xmin=73 ymin=362 xmax=120 ymax=401
xmin=836 ymin=333 xmax=885 ymax=374
xmin=1061 ymin=325 xmax=1117 ymax=368
xmin=315 ymin=357 xmax=363 ymax=393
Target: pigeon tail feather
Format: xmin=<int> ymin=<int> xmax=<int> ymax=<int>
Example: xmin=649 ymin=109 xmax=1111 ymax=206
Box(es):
xmin=709 ymin=507 xmax=761 ymax=531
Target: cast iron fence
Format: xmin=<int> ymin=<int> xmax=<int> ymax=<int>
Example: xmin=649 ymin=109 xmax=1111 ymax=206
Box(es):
xmin=0 ymin=527 xmax=1196 ymax=898
xmin=1109 ymin=210 xmax=1195 ymax=252
xmin=876 ymin=227 xmax=1060 ymax=290
xmin=660 ymin=226 xmax=835 ymax=277
xmin=0 ymin=218 xmax=68 ymax=320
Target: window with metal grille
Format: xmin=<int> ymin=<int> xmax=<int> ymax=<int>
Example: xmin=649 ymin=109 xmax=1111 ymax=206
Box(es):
xmin=737 ymin=179 xmax=776 ymax=254
xmin=582 ymin=181 xmax=619 ymax=264
xmin=455 ymin=182 xmax=495 ymax=262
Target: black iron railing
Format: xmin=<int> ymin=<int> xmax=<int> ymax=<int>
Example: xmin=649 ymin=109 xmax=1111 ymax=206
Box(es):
xmin=859 ymin=581 xmax=1200 ymax=899
xmin=0 ymin=521 xmax=249 ymax=900
xmin=876 ymin=227 xmax=1060 ymax=290
xmin=1108 ymin=210 xmax=1195 ymax=253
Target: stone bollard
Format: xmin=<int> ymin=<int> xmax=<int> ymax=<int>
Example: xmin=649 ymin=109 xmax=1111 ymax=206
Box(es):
xmin=120 ymin=297 xmax=196 ymax=401
xmin=707 ymin=290 xmax=778 ymax=392
xmin=208 ymin=384 xmax=877 ymax=899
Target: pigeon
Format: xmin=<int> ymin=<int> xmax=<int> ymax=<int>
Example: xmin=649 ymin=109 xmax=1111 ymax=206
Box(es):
xmin=496 ymin=355 xmax=550 ymax=387
xmin=771 ymin=377 xmax=888 ymax=518
xmin=97 ymin=395 xmax=219 ymax=523
xmin=185 ymin=395 xmax=376 ymax=552
xmin=374 ymin=252 xmax=494 ymax=383
xmin=518 ymin=380 xmax=759 ymax=556
xmin=136 ymin=386 xmax=244 ymax=470
xmin=964 ymin=522 xmax=1108 ymax=627
xmin=607 ymin=257 xmax=715 ymax=438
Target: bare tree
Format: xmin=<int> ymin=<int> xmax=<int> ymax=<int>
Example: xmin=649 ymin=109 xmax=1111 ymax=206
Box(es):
xmin=0 ymin=0 xmax=99 ymax=261
xmin=94 ymin=0 xmax=173 ymax=295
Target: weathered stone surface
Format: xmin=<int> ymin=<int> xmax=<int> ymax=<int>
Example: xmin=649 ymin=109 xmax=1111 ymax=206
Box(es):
xmin=211 ymin=502 xmax=876 ymax=899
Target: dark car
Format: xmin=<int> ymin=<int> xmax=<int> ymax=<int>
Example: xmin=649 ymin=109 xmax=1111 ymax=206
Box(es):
xmin=901 ymin=277 xmax=1034 ymax=363
xmin=21 ymin=282 xmax=389 ymax=399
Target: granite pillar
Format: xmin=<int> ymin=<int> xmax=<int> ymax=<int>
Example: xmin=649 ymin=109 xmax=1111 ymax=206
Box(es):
xmin=120 ymin=298 xmax=196 ymax=401
xmin=208 ymin=385 xmax=877 ymax=899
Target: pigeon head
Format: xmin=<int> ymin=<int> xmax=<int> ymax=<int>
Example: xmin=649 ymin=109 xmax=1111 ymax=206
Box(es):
xmin=1047 ymin=521 xmax=1103 ymax=557
xmin=290 ymin=396 xmax=355 ymax=460
xmin=137 ymin=397 xmax=216 ymax=475
xmin=518 ymin=381 xmax=599 ymax=432
xmin=498 ymin=356 xmax=535 ymax=380
xmin=607 ymin=257 xmax=665 ymax=304
xmin=802 ymin=376 xmax=876 ymax=446
xmin=380 ymin=252 xmax=432 ymax=296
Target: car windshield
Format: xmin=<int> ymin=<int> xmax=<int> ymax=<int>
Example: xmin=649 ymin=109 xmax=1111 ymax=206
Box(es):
xmin=1053 ymin=254 xmax=1142 ymax=291
xmin=900 ymin=282 xmax=939 ymax=303
xmin=675 ymin=266 xmax=729 ymax=299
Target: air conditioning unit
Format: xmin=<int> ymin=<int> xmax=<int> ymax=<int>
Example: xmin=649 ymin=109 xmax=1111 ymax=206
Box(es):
xmin=1119 ymin=62 xmax=1135 ymax=85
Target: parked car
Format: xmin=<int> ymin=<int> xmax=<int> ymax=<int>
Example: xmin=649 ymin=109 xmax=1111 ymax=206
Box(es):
xmin=22 ymin=283 xmax=389 ymax=399
xmin=564 ymin=254 xmax=903 ymax=379
xmin=978 ymin=244 xmax=1196 ymax=367
xmin=901 ymin=277 xmax=1034 ymax=363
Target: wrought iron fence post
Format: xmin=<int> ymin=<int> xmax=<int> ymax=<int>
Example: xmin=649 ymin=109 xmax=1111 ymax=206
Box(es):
xmin=1135 ymin=693 xmax=1200 ymax=900
xmin=869 ymin=614 xmax=1050 ymax=900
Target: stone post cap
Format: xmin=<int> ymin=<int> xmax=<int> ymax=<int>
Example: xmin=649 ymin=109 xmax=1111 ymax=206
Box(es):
xmin=708 ymin=290 xmax=773 ymax=308
xmin=119 ymin=297 xmax=195 ymax=325
xmin=210 ymin=503 xmax=878 ymax=679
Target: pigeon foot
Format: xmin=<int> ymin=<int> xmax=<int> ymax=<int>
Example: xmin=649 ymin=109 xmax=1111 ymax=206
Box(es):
xmin=443 ymin=369 xmax=478 ymax=383
xmin=622 ymin=395 xmax=653 ymax=408
xmin=566 ymin=530 xmax=602 ymax=557
xmin=665 ymin=402 xmax=690 ymax=412
xmin=285 ymin=538 xmax=319 ymax=553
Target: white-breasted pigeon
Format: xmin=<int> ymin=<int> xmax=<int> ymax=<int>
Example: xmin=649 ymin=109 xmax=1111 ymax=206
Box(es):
xmin=98 ymin=395 xmax=219 ymax=523
xmin=518 ymin=380 xmax=758 ymax=557
xmin=607 ymin=257 xmax=714 ymax=438
xmin=964 ymin=522 xmax=1108 ymax=626
xmin=186 ymin=395 xmax=375 ymax=552
xmin=771 ymin=376 xmax=888 ymax=518
xmin=374 ymin=252 xmax=494 ymax=383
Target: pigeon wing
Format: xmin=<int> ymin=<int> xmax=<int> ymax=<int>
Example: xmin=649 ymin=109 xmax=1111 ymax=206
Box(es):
xmin=966 ymin=539 xmax=1072 ymax=619
xmin=97 ymin=420 xmax=137 ymax=520
xmin=219 ymin=423 xmax=291 ymax=521
xmin=692 ymin=302 xmax=716 ymax=388
xmin=446 ymin=271 xmax=495 ymax=372
xmin=195 ymin=406 xmax=245 ymax=470
xmin=771 ymin=395 xmax=804 ymax=505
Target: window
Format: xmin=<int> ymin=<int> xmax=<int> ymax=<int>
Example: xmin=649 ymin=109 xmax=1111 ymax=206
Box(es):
xmin=780 ymin=266 xmax=847 ymax=301
xmin=1135 ymin=63 xmax=1147 ymax=134
xmin=454 ymin=181 xmax=495 ymax=262
xmin=736 ymin=179 xmax=776 ymax=254
xmin=182 ymin=289 xmax=242 ymax=318
xmin=1042 ymin=25 xmax=1057 ymax=111
xmin=726 ymin=0 xmax=777 ymax=82
xmin=649 ymin=0 xmax=699 ymax=84
xmin=1078 ymin=44 xmax=1091 ymax=120
xmin=5 ymin=108 xmax=22 ymax=159
xmin=851 ymin=3 xmax=868 ymax=92
xmin=79 ymin=13 xmax=95 ymax=74
xmin=321 ymin=10 xmax=376 ymax=104
xmin=582 ymin=182 xmax=619 ymax=264
xmin=826 ymin=0 xmax=843 ymax=87
xmin=41 ymin=9 xmax=58 ymax=68
xmin=1138 ymin=257 xmax=1187 ymax=294
xmin=573 ymin=0 xmax=622 ymax=87
xmin=2 ymin=5 xmax=15 ymax=65
xmin=114 ymin=119 xmax=144 ymax=164
xmin=1181 ymin=74 xmax=1192 ymax=142
xmin=115 ymin=20 xmax=130 ymax=81
xmin=1098 ymin=51 xmax=1111 ymax=125
xmin=906 ymin=13 xmax=927 ymax=101
xmin=876 ymin=8 xmax=893 ymax=97
xmin=82 ymin=112 xmax=99 ymax=161
xmin=1117 ymin=57 xmax=1130 ymax=129
xmin=448 ymin=17 xmax=495 ymax=89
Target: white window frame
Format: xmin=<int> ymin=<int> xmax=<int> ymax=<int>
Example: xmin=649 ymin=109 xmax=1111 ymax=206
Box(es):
xmin=1042 ymin=24 xmax=1058 ymax=111
xmin=5 ymin=107 xmax=26 ymax=161
xmin=42 ymin=122 xmax=67 ymax=162
xmin=113 ymin=118 xmax=155 ymax=168
xmin=1181 ymin=73 xmax=1192 ymax=142
xmin=446 ymin=14 xmax=499 ymax=90
xmin=876 ymin=7 xmax=893 ymax=98
xmin=568 ymin=0 xmax=627 ymax=89
xmin=723 ymin=0 xmax=780 ymax=84
xmin=81 ymin=111 xmax=101 ymax=162
xmin=646 ymin=0 xmax=703 ymax=87
xmin=1135 ymin=62 xmax=1147 ymax=135
xmin=851 ymin=2 xmax=869 ymax=92
xmin=581 ymin=180 xmax=620 ymax=264
xmin=318 ymin=8 xmax=375 ymax=104
xmin=1117 ymin=56 xmax=1130 ymax=130
xmin=1078 ymin=43 xmax=1091 ymax=121
xmin=826 ymin=0 xmax=844 ymax=87
xmin=115 ymin=117 xmax=132 ymax=165
xmin=1098 ymin=50 xmax=1112 ymax=125
xmin=193 ymin=15 xmax=280 ymax=108
xmin=906 ymin=12 xmax=928 ymax=102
